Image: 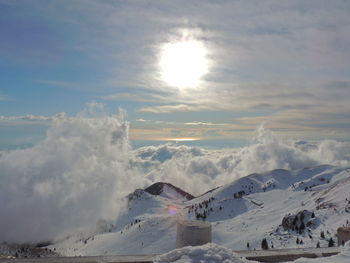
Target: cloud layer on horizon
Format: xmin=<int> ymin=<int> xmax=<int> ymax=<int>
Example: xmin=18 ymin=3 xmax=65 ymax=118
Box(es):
xmin=1 ymin=106 xmax=350 ymax=243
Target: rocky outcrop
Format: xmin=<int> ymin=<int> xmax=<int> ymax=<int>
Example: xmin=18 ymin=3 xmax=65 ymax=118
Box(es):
xmin=144 ymin=182 xmax=194 ymax=200
xmin=282 ymin=210 xmax=317 ymax=232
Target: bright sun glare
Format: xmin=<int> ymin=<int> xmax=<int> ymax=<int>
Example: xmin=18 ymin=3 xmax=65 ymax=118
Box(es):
xmin=159 ymin=40 xmax=208 ymax=88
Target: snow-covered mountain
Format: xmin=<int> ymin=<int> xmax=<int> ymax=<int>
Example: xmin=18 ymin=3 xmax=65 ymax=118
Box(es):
xmin=47 ymin=164 xmax=350 ymax=257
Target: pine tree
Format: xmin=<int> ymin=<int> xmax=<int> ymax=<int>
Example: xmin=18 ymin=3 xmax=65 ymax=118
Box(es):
xmin=296 ymin=237 xmax=299 ymax=244
xmin=261 ymin=238 xmax=269 ymax=250
xmin=247 ymin=242 xmax=250 ymax=249
xmin=320 ymin=231 xmax=325 ymax=239
xmin=316 ymin=242 xmax=320 ymax=248
xmin=328 ymin=238 xmax=334 ymax=247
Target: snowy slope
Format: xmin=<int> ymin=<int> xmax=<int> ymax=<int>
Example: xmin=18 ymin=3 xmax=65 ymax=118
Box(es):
xmin=50 ymin=187 xmax=184 ymax=256
xmin=49 ymin=165 xmax=350 ymax=259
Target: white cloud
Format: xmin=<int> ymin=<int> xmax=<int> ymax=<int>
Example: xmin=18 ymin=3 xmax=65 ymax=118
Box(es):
xmin=0 ymin=113 xmax=66 ymax=122
xmin=0 ymin=106 xmax=147 ymax=243
xmin=1 ymin=106 xmax=350 ymax=243
xmin=236 ymin=105 xmax=350 ymax=132
xmin=4 ymin=1 xmax=350 ymax=131
xmin=102 ymin=93 xmax=153 ymax=102
xmin=138 ymin=104 xmax=208 ymax=113
xmin=133 ymin=126 xmax=350 ymax=196
xmin=184 ymin=122 xmax=224 ymax=126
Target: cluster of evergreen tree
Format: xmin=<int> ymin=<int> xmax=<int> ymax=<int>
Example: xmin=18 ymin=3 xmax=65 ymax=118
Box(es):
xmin=196 ymin=210 xmax=208 ymax=220
xmin=262 ymin=181 xmax=276 ymax=192
xmin=304 ymin=181 xmax=326 ymax=191
xmin=121 ymin=218 xmax=143 ymax=233
xmin=233 ymin=190 xmax=246 ymax=199
xmin=290 ymin=215 xmax=306 ymax=234
xmin=287 ymin=211 xmax=315 ymax=234
xmin=187 ymin=197 xmax=215 ymax=221
xmin=296 ymin=237 xmax=304 ymax=245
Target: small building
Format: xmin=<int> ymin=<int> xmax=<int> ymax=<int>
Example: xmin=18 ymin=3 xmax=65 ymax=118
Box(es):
xmin=337 ymin=227 xmax=350 ymax=246
xmin=176 ymin=220 xmax=211 ymax=248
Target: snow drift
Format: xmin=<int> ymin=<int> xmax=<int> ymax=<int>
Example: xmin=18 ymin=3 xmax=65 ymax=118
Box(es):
xmin=155 ymin=243 xmax=255 ymax=263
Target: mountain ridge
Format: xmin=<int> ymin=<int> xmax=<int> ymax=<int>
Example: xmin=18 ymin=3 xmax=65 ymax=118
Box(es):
xmin=44 ymin=164 xmax=350 ymax=257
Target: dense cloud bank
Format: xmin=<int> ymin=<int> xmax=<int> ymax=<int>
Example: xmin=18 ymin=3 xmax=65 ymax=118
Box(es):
xmin=1 ymin=110 xmax=350 ymax=243
xmin=135 ymin=127 xmax=350 ymax=196
xmin=0 ymin=110 xmax=145 ymax=243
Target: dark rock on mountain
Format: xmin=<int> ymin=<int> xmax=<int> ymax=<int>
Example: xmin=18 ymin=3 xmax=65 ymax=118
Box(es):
xmin=144 ymin=182 xmax=194 ymax=200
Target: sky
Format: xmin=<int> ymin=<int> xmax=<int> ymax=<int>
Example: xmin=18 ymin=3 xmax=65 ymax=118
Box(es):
xmin=1 ymin=0 xmax=350 ymax=149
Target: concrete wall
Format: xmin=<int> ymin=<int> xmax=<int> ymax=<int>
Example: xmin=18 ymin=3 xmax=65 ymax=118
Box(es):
xmin=176 ymin=220 xmax=211 ymax=248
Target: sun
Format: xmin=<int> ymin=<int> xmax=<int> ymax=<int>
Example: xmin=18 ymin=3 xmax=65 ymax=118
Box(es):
xmin=159 ymin=40 xmax=208 ymax=88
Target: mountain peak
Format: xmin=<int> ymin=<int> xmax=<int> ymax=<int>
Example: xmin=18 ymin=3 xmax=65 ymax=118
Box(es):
xmin=144 ymin=182 xmax=194 ymax=200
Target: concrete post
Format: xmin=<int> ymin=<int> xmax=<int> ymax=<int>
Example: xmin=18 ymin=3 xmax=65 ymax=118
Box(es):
xmin=337 ymin=227 xmax=350 ymax=246
xmin=176 ymin=220 xmax=212 ymax=248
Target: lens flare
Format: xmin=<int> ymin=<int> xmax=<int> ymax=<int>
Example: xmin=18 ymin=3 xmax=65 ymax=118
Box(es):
xmin=168 ymin=206 xmax=177 ymax=215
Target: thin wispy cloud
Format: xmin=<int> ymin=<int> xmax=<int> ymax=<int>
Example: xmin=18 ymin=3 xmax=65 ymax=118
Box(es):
xmin=0 ymin=113 xmax=66 ymax=122
xmin=0 ymin=0 xmax=349 ymax=142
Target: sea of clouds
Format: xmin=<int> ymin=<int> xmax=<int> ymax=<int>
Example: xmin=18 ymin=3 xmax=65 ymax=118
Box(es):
xmin=1 ymin=105 xmax=350 ymax=243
